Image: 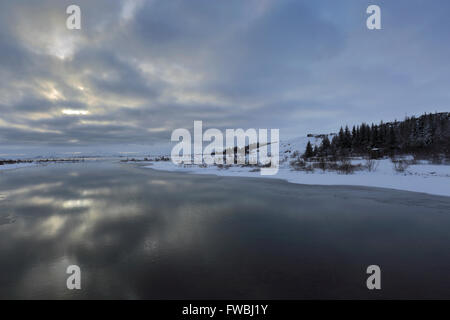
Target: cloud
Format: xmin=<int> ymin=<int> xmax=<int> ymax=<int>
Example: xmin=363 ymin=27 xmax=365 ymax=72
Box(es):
xmin=0 ymin=0 xmax=449 ymax=147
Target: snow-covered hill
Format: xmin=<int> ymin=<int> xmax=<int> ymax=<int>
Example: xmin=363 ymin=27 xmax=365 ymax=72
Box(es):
xmin=280 ymin=135 xmax=335 ymax=157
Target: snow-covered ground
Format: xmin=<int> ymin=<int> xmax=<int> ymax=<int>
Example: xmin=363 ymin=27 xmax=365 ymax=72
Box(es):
xmin=0 ymin=163 xmax=37 ymax=171
xmin=144 ymin=136 xmax=450 ymax=197
xmin=280 ymin=135 xmax=330 ymax=157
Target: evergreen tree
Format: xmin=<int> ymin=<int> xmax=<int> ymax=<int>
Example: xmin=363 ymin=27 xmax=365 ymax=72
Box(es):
xmin=313 ymin=145 xmax=319 ymax=156
xmin=344 ymin=126 xmax=352 ymax=149
xmin=371 ymin=125 xmax=378 ymax=148
xmin=323 ymin=112 xmax=449 ymax=157
xmin=320 ymin=135 xmax=331 ymax=156
xmin=303 ymin=141 xmax=314 ymax=159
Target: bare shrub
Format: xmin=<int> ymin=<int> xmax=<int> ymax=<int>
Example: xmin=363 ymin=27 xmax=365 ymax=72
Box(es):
xmin=337 ymin=158 xmax=353 ymax=174
xmin=392 ymin=160 xmax=409 ymax=173
xmin=336 ymin=158 xmax=362 ymax=174
xmin=444 ymin=157 xmax=450 ymax=165
xmin=304 ymin=164 xmax=314 ymax=173
xmin=327 ymin=161 xmax=339 ymax=171
xmin=259 ymin=161 xmax=272 ymax=168
xmin=290 ymin=158 xmax=306 ymax=171
xmin=155 ymin=156 xmax=170 ymax=162
xmin=431 ymin=154 xmax=443 ymax=165
xmin=311 ymin=158 xmax=328 ymax=172
xmin=216 ymin=164 xmax=231 ymax=170
xmin=317 ymin=157 xmax=327 ymax=172
xmin=365 ymin=159 xmax=379 ymax=172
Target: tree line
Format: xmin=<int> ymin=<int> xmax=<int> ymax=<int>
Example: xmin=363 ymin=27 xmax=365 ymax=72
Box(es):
xmin=304 ymin=112 xmax=450 ymax=159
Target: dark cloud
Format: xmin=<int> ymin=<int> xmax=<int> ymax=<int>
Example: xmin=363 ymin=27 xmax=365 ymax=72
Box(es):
xmin=0 ymin=0 xmax=449 ymax=147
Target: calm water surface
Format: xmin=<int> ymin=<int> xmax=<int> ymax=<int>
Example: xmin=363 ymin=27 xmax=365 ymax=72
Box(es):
xmin=1 ymin=161 xmax=450 ymax=299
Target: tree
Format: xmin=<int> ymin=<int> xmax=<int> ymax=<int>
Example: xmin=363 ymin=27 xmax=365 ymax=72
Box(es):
xmin=320 ymin=135 xmax=331 ymax=156
xmin=313 ymin=145 xmax=319 ymax=156
xmin=338 ymin=127 xmax=345 ymax=149
xmin=303 ymin=141 xmax=314 ymax=159
xmin=371 ymin=124 xmax=378 ymax=147
xmin=344 ymin=126 xmax=352 ymax=149
xmin=388 ymin=125 xmax=397 ymax=150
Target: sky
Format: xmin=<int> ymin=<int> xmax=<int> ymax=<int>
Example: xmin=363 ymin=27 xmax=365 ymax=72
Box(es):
xmin=0 ymin=0 xmax=449 ymax=150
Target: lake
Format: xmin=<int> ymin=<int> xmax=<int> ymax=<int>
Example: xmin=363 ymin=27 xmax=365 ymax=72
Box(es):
xmin=1 ymin=161 xmax=450 ymax=299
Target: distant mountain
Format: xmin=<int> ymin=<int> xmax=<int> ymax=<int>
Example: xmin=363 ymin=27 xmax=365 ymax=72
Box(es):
xmin=0 ymin=143 xmax=173 ymax=160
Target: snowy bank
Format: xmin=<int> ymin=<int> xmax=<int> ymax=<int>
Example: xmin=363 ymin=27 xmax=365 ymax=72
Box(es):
xmin=144 ymin=159 xmax=450 ymax=197
xmin=0 ymin=163 xmax=37 ymax=171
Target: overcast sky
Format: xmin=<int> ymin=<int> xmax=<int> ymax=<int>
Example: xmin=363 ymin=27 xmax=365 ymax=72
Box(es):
xmin=0 ymin=0 xmax=449 ymax=147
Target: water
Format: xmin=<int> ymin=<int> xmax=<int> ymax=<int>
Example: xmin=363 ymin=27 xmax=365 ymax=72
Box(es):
xmin=1 ymin=161 xmax=450 ymax=299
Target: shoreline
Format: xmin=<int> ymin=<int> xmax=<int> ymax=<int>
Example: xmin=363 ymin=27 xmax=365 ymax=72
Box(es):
xmin=144 ymin=160 xmax=450 ymax=197
xmin=2 ymin=159 xmax=448 ymax=197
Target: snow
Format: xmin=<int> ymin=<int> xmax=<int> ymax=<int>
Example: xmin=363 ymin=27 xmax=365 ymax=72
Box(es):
xmin=145 ymin=159 xmax=450 ymax=197
xmin=0 ymin=163 xmax=37 ymax=171
xmin=280 ymin=135 xmax=330 ymax=157
xmin=143 ymin=135 xmax=450 ymax=197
